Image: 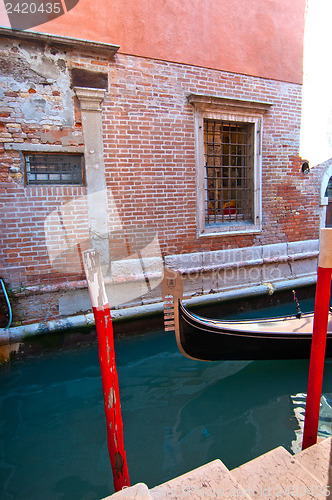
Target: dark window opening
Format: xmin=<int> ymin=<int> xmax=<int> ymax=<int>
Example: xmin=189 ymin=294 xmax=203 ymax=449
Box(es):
xmin=25 ymin=154 xmax=85 ymax=186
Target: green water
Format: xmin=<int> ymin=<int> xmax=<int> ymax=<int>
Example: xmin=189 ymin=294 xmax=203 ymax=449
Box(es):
xmin=1 ymin=299 xmax=332 ymax=499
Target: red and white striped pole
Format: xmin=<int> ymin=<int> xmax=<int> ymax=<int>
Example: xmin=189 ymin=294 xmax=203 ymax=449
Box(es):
xmin=302 ymin=228 xmax=332 ymax=450
xmin=83 ymin=249 xmax=130 ymax=491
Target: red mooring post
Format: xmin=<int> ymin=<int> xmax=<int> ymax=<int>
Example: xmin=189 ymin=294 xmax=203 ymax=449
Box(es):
xmin=302 ymin=228 xmax=332 ymax=450
xmin=83 ymin=249 xmax=130 ymax=491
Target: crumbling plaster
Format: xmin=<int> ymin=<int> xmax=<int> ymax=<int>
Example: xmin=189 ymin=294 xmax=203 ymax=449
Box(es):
xmin=0 ymin=38 xmax=75 ymax=127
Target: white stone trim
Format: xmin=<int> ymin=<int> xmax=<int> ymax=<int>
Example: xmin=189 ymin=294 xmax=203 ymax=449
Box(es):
xmin=74 ymin=86 xmax=110 ymax=268
xmin=318 ymin=158 xmax=332 ymax=229
xmin=165 ymin=239 xmax=319 ymax=297
xmin=74 ymin=87 xmax=106 ymax=112
xmin=165 ymin=240 xmax=319 ymax=273
xmin=320 ymin=164 xmax=332 ymax=206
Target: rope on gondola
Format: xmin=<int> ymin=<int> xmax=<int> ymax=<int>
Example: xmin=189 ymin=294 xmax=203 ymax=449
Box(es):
xmin=292 ymin=289 xmax=302 ymax=319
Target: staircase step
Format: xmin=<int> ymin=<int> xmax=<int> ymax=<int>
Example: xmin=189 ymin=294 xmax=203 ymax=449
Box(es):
xmin=150 ymin=459 xmax=252 ymax=499
xmin=103 ymin=438 xmax=332 ymax=499
xmin=231 ymin=446 xmax=326 ymax=499
xmin=101 ymin=483 xmax=152 ymax=499
xmin=295 ymin=437 xmax=332 ymax=486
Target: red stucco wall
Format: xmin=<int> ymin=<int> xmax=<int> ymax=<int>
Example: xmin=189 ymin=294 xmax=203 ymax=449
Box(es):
xmin=31 ymin=0 xmax=305 ymax=84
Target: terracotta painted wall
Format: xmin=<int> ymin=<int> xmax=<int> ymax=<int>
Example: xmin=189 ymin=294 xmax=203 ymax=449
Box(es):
xmin=23 ymin=0 xmax=306 ymax=84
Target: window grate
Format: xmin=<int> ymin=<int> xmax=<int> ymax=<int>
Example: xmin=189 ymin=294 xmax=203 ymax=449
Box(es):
xmin=204 ymin=119 xmax=254 ymax=225
xmin=25 ymin=154 xmax=84 ymax=186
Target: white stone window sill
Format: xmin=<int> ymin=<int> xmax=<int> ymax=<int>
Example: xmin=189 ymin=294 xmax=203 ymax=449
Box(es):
xmin=199 ymin=221 xmax=262 ymax=237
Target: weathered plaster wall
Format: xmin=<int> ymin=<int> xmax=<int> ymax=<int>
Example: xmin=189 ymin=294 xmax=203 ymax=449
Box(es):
xmin=0 ymin=36 xmax=86 ymax=326
xmin=28 ymin=0 xmax=305 ymax=84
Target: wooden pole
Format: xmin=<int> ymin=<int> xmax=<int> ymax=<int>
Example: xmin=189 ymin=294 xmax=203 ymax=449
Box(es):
xmin=83 ymin=249 xmax=130 ymax=491
xmin=302 ymin=228 xmax=332 ymax=450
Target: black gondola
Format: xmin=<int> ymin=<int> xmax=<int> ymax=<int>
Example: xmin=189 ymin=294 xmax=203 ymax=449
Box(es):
xmin=162 ymin=268 xmax=332 ymax=361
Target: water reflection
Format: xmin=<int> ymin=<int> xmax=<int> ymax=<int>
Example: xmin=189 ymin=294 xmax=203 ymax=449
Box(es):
xmin=0 ymin=313 xmax=332 ymax=499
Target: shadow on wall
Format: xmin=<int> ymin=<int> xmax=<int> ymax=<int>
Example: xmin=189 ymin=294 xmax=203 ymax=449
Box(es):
xmin=1 ymin=0 xmax=80 ymax=30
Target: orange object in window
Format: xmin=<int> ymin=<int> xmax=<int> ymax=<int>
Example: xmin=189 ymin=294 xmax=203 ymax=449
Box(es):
xmin=223 ymin=200 xmax=236 ymax=215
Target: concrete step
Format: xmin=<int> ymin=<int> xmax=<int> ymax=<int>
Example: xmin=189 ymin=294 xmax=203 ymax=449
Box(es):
xmin=101 ymin=482 xmax=152 ymax=499
xmin=104 ymin=438 xmax=331 ymax=499
xmin=231 ymin=445 xmax=327 ymax=499
xmin=150 ymin=459 xmax=252 ymax=499
xmin=295 ymin=436 xmax=332 ymax=487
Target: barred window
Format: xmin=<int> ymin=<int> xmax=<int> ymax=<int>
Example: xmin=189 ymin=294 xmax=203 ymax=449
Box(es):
xmin=204 ymin=119 xmax=254 ymax=226
xmin=188 ymin=94 xmax=270 ymax=236
xmin=25 ymin=154 xmax=84 ymax=186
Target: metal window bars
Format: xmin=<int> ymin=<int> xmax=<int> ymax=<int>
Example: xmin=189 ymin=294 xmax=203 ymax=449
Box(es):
xmin=204 ymin=119 xmax=253 ymax=225
xmin=25 ymin=154 xmax=84 ymax=185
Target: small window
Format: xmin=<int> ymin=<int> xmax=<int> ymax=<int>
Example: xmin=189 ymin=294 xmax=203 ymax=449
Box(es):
xmin=204 ymin=119 xmax=254 ymax=226
xmin=25 ymin=154 xmax=84 ymax=186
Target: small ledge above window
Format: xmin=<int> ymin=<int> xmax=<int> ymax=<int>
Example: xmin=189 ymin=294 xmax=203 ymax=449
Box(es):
xmin=187 ymin=94 xmax=273 ymax=114
xmin=5 ymin=143 xmax=84 ymax=153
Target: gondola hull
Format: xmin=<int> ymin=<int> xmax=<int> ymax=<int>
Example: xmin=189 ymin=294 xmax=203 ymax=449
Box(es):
xmin=161 ymin=268 xmax=332 ymax=361
xmin=177 ymin=302 xmax=332 ymax=361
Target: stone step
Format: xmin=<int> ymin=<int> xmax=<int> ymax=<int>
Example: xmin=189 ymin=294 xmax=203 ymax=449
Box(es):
xmin=231 ymin=445 xmax=326 ymax=499
xmin=101 ymin=482 xmax=152 ymax=500
xmin=150 ymin=459 xmax=252 ymax=499
xmin=295 ymin=436 xmax=332 ymax=487
xmin=103 ymin=438 xmax=331 ymax=499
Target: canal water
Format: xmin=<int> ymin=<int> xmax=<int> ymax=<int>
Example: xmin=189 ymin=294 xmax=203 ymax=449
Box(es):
xmin=1 ymin=298 xmax=332 ymax=500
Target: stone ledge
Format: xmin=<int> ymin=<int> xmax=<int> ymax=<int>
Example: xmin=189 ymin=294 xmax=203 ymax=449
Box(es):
xmin=5 ymin=143 xmax=84 ymax=153
xmin=0 ymin=27 xmax=120 ymax=56
xmin=165 ymin=239 xmax=319 ymax=273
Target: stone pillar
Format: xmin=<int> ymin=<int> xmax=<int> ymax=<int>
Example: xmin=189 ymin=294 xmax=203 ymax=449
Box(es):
xmin=74 ymin=87 xmax=110 ymax=271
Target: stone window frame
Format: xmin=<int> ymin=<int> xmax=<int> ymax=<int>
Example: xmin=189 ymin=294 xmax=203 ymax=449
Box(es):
xmin=188 ymin=94 xmax=272 ymax=238
xmin=5 ymin=143 xmax=85 ymax=185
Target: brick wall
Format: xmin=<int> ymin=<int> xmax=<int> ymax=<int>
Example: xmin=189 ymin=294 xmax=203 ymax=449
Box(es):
xmin=0 ymin=36 xmax=326 ymax=325
xmin=102 ymin=54 xmax=320 ymax=255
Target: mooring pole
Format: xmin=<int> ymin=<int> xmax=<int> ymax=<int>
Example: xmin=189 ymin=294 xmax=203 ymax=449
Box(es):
xmin=83 ymin=249 xmax=130 ymax=491
xmin=302 ymin=228 xmax=332 ymax=450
